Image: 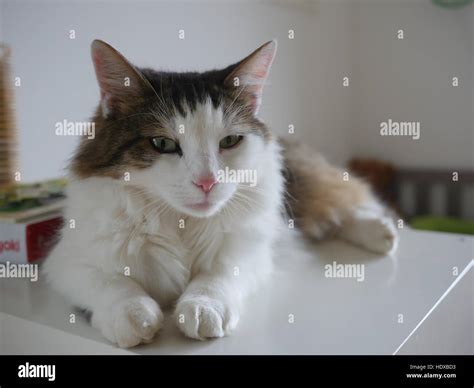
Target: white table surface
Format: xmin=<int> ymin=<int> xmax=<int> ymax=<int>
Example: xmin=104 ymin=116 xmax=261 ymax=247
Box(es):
xmin=1 ymin=228 xmax=472 ymax=355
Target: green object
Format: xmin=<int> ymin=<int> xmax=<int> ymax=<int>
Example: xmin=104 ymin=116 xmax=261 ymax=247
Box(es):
xmin=411 ymin=216 xmax=474 ymax=235
xmin=0 ymin=178 xmax=67 ymax=211
xmin=432 ymin=0 xmax=473 ymax=9
xmin=0 ymin=198 xmax=41 ymax=212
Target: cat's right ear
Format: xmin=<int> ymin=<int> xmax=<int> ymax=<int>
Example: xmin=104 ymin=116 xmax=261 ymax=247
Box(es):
xmin=91 ymin=40 xmax=149 ymax=117
xmin=224 ymin=40 xmax=277 ymax=115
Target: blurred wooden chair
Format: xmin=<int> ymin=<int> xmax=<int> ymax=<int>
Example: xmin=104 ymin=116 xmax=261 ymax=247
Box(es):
xmin=394 ymin=169 xmax=474 ymax=219
xmin=349 ymin=158 xmax=474 ymax=220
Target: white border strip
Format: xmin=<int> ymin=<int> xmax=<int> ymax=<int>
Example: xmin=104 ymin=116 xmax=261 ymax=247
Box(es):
xmin=393 ymin=259 xmax=474 ymax=355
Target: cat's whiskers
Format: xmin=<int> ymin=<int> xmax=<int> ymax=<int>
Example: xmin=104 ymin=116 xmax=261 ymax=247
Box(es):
xmin=232 ymin=193 xmax=262 ymax=213
xmin=223 ymin=188 xmax=264 ymax=219
xmin=237 ymin=184 xmax=266 ymax=195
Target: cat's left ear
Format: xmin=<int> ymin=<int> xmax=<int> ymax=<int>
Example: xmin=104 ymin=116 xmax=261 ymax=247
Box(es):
xmin=91 ymin=39 xmax=152 ymax=117
xmin=224 ymin=40 xmax=277 ymax=115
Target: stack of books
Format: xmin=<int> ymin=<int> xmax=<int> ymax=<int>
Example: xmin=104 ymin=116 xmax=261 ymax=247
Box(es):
xmin=0 ymin=179 xmax=66 ymax=264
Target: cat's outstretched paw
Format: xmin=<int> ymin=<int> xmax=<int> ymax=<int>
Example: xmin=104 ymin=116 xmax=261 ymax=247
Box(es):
xmin=342 ymin=211 xmax=399 ymax=255
xmin=175 ymin=296 xmax=239 ymax=340
xmin=92 ymin=296 xmax=163 ymax=348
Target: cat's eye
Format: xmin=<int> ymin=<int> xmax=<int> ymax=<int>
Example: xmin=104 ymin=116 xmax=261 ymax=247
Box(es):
xmin=151 ymin=137 xmax=181 ymax=154
xmin=219 ymin=135 xmax=243 ymax=150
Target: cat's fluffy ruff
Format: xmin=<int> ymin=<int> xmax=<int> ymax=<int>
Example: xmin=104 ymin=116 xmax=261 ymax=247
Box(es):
xmin=43 ymin=40 xmax=398 ymax=348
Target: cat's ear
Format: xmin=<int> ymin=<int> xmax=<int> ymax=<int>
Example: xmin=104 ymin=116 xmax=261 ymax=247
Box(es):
xmin=224 ymin=40 xmax=277 ymax=114
xmin=91 ymin=40 xmax=150 ymax=117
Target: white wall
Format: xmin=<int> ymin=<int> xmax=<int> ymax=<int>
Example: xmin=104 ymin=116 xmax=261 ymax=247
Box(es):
xmin=0 ymin=0 xmax=3 ymax=41
xmin=349 ymin=1 xmax=473 ymax=170
xmin=1 ymin=0 xmax=473 ymax=182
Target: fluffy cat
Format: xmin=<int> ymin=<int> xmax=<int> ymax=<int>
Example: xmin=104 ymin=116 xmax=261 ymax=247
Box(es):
xmin=43 ymin=40 xmax=398 ymax=348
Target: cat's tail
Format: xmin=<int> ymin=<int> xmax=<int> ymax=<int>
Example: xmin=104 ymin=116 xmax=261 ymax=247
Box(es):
xmin=280 ymin=138 xmax=398 ymax=254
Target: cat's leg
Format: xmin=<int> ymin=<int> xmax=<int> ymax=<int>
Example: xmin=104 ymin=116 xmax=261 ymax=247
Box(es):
xmin=43 ymin=257 xmax=163 ymax=348
xmin=174 ymin=232 xmax=271 ymax=340
xmin=297 ymin=171 xmax=398 ymax=254
xmin=293 ymin=172 xmax=398 ymax=254
xmin=284 ymin=146 xmax=398 ymax=254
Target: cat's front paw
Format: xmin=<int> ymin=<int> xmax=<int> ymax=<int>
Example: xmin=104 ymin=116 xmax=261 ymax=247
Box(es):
xmin=175 ymin=296 xmax=239 ymax=340
xmin=92 ymin=296 xmax=163 ymax=348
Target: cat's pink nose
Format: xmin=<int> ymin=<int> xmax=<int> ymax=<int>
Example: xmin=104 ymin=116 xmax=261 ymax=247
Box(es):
xmin=193 ymin=177 xmax=217 ymax=193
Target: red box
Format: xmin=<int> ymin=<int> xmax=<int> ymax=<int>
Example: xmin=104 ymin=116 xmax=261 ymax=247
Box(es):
xmin=0 ymin=214 xmax=63 ymax=264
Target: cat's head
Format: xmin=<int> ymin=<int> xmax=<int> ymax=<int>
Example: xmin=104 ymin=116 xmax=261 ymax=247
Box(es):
xmin=71 ymin=39 xmax=277 ymax=218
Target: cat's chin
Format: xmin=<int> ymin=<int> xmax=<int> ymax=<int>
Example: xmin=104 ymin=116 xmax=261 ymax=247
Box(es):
xmin=178 ymin=200 xmax=224 ymax=218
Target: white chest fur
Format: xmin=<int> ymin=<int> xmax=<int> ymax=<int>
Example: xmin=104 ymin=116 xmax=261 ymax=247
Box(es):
xmin=61 ymin=178 xmax=236 ymax=307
